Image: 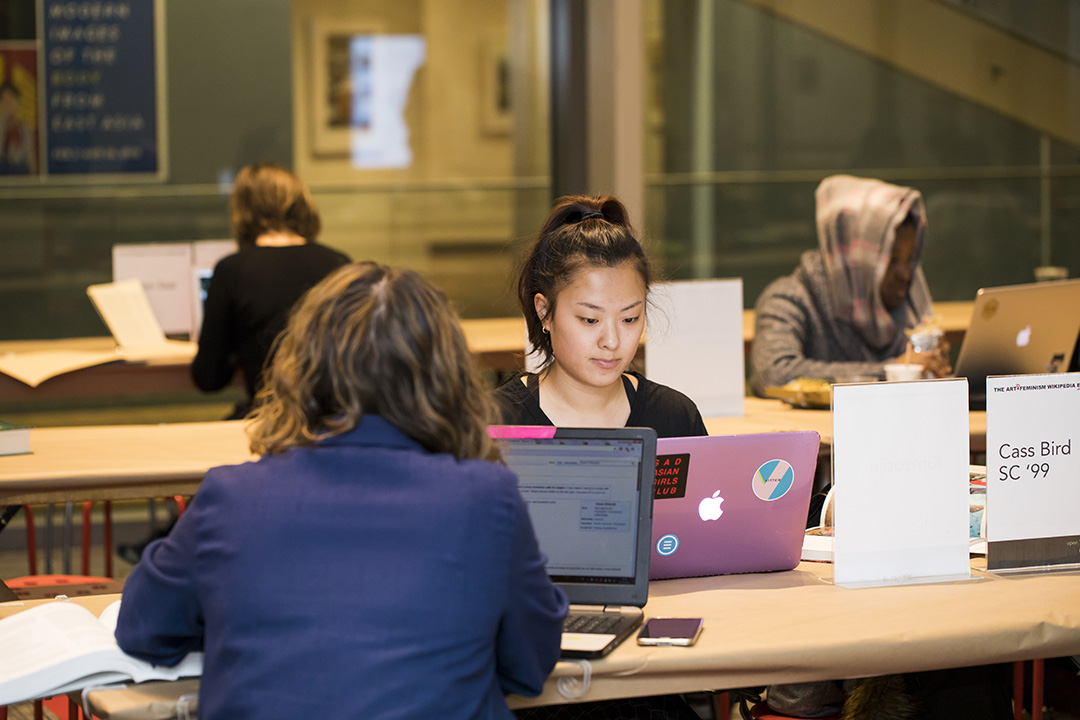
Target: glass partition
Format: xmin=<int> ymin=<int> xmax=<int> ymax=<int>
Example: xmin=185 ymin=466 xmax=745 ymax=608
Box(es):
xmin=0 ymin=0 xmax=549 ymax=345
xmin=645 ymin=0 xmax=1080 ymax=308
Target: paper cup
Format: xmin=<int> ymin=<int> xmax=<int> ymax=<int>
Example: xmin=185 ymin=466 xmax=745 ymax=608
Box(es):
xmin=884 ymin=363 xmax=924 ymax=382
xmin=1034 ymin=266 xmax=1068 ymax=283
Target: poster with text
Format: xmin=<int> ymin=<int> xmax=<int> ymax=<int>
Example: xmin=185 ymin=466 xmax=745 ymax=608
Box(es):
xmin=42 ymin=0 xmax=163 ymax=176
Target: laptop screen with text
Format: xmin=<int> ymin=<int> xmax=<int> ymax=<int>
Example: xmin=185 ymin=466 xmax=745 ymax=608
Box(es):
xmin=492 ymin=426 xmax=656 ymax=608
xmin=502 ymin=437 xmax=641 ymax=583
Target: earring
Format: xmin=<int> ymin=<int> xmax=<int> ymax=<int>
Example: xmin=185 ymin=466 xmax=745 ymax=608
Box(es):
xmin=542 ymin=326 xmax=550 ymax=334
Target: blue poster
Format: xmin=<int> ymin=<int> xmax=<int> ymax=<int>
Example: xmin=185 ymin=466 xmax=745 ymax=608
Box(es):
xmin=42 ymin=0 xmax=160 ymax=175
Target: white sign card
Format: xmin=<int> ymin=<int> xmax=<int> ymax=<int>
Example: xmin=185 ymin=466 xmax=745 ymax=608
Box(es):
xmin=646 ymin=279 xmax=745 ymax=417
xmin=831 ymin=378 xmax=971 ymax=587
xmin=113 ymin=243 xmax=194 ymax=335
xmin=985 ymin=373 xmax=1080 ymax=572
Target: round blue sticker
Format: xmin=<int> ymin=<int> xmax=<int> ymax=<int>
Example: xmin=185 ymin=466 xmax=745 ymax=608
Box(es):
xmin=752 ymin=459 xmax=794 ymax=501
xmin=656 ymin=534 xmax=679 ymax=556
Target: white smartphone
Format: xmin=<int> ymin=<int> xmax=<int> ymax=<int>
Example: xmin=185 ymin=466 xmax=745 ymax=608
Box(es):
xmin=636 ymin=617 xmax=704 ymax=646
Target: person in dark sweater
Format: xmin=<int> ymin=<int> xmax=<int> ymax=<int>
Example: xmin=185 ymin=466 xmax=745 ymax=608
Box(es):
xmin=121 ymin=165 xmax=349 ymax=564
xmin=192 ymin=163 xmax=349 ymax=419
xmin=498 ymin=196 xmax=704 ymax=719
xmin=750 ymin=175 xmax=950 ymax=397
xmin=494 ymin=194 xmax=705 ymax=439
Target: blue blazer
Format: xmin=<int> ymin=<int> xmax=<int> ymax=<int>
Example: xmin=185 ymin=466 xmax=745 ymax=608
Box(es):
xmin=115 ymin=415 xmax=568 ymax=720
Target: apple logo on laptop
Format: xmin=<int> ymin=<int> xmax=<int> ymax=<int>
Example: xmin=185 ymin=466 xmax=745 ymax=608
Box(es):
xmin=1016 ymin=325 xmax=1032 ymax=348
xmin=698 ymin=491 xmax=724 ymax=521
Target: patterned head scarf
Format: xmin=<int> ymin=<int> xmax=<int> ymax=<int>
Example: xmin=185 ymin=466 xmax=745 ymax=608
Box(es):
xmin=815 ymin=175 xmax=933 ymax=352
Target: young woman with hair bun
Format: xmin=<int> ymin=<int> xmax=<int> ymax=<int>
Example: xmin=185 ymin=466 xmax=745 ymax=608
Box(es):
xmin=498 ymin=197 xmax=708 ymax=720
xmin=495 ymin=194 xmax=707 ymax=439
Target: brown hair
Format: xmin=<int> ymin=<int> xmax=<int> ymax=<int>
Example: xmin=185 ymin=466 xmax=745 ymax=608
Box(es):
xmin=247 ymin=262 xmax=496 ymax=460
xmin=230 ymin=164 xmax=321 ymax=247
xmin=517 ymin=195 xmax=653 ymax=369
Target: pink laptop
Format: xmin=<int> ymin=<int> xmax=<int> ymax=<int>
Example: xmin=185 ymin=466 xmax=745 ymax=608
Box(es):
xmin=650 ymin=432 xmax=820 ymax=579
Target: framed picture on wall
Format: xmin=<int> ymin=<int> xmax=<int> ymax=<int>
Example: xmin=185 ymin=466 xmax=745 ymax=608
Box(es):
xmin=479 ymin=39 xmax=511 ymax=137
xmin=308 ymin=20 xmax=381 ymax=157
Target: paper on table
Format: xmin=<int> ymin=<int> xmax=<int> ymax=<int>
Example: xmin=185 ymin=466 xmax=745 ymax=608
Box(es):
xmin=87 ymin=279 xmax=168 ymax=350
xmin=803 ymin=532 xmax=989 ymax=563
xmin=801 ymin=534 xmax=834 ymax=562
xmin=84 ymin=279 xmax=197 ymax=364
xmin=119 ymin=340 xmax=197 ymax=364
xmin=0 ymin=350 xmax=123 ymax=387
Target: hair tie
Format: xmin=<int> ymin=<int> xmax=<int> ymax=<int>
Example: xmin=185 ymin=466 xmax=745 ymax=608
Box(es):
xmin=580 ymin=210 xmax=604 ymax=221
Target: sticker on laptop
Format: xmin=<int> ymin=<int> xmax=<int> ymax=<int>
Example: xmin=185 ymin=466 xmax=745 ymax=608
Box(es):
xmin=654 ymin=453 xmax=690 ymax=499
xmin=753 ymin=459 xmax=794 ymax=501
xmin=656 ymin=534 xmax=680 ymax=556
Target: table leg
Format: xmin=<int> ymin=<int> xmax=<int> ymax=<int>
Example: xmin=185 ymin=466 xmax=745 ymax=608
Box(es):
xmin=0 ymin=505 xmax=20 ymax=535
xmin=45 ymin=504 xmax=54 ymax=575
xmin=1014 ymin=661 xmax=1024 ymax=720
xmin=1033 ymin=658 xmax=1045 ymax=720
xmin=1015 ymin=659 xmax=1047 ymax=720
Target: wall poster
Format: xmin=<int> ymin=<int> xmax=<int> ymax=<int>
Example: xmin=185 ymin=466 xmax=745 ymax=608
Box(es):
xmin=0 ymin=0 xmax=166 ymax=181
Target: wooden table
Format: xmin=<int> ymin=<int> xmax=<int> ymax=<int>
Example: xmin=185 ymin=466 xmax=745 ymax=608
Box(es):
xmin=0 ymin=303 xmax=974 ymax=404
xmin=0 ymin=320 xmax=530 ymax=404
xmin=0 ymin=421 xmax=254 ymax=506
xmin=3 ymin=557 xmax=1076 ymax=715
xmin=516 ymin=560 xmax=1080 ymax=707
xmin=0 ymin=399 xmax=989 ymax=509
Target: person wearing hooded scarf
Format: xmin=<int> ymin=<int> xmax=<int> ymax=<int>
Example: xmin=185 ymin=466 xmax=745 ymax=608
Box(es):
xmin=750 ymin=175 xmax=951 ymax=397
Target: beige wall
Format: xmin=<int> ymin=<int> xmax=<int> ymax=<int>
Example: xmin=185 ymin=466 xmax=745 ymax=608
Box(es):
xmin=288 ymin=0 xmax=526 ymax=316
xmin=292 ymin=0 xmax=514 ymax=184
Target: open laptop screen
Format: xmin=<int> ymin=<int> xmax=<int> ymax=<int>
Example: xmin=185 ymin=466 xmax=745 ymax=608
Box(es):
xmin=954 ymin=278 xmax=1080 ymax=392
xmin=491 ymin=426 xmax=656 ymax=607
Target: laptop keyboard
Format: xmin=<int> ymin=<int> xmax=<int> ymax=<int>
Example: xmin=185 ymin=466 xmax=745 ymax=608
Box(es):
xmin=563 ymin=613 xmax=622 ymax=634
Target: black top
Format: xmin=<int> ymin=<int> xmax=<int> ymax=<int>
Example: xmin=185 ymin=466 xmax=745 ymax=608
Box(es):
xmin=191 ymin=243 xmax=350 ymax=411
xmin=493 ymin=371 xmax=708 ymax=439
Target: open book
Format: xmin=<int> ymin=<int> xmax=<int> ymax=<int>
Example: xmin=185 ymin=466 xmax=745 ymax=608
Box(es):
xmin=86 ymin=279 xmax=197 ymax=363
xmin=0 ymin=600 xmax=202 ymax=705
xmin=0 ymin=280 xmax=196 ymax=388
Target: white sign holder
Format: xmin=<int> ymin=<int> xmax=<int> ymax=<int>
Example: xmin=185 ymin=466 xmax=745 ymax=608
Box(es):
xmin=646 ymin=279 xmax=744 ymax=417
xmin=831 ymin=378 xmax=972 ymax=587
xmin=985 ymin=372 xmax=1080 ymax=573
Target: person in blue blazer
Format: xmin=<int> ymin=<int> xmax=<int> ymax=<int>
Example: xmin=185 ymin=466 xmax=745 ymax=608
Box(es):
xmin=115 ymin=261 xmax=569 ymax=720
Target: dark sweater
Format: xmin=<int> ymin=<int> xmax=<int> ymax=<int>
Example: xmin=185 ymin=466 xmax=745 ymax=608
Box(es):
xmin=750 ymin=250 xmax=928 ymax=396
xmin=191 ymin=243 xmax=350 ymax=409
xmin=493 ymin=371 xmax=707 ymax=438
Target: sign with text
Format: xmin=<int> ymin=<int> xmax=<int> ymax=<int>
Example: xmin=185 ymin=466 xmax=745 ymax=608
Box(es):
xmin=42 ymin=0 xmax=163 ymax=176
xmin=113 ymin=243 xmax=192 ymax=335
xmin=113 ymin=240 xmax=235 ymax=337
xmin=832 ymin=379 xmax=971 ymax=587
xmin=646 ymin=279 xmax=744 ymax=417
xmin=653 ymin=453 xmax=689 ymax=500
xmin=986 ymin=373 xmax=1080 ymax=572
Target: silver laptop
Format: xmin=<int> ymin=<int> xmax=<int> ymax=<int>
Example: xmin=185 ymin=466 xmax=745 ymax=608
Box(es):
xmin=490 ymin=426 xmax=657 ymax=659
xmin=954 ymin=279 xmax=1080 ymax=405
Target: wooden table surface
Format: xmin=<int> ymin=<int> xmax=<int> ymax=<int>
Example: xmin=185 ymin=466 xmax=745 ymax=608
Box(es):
xmin=0 ymin=303 xmax=974 ymax=403
xmin=4 ymin=554 xmax=1077 ymax=714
